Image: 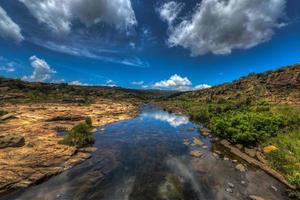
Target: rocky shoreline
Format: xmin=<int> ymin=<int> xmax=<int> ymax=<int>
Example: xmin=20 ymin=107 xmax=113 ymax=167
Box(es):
xmin=159 ymin=102 xmax=297 ymax=191
xmin=0 ymin=99 xmax=137 ymax=195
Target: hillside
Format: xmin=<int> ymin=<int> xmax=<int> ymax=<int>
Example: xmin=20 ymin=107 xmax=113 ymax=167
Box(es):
xmin=0 ymin=77 xmax=178 ymax=104
xmin=176 ymin=63 xmax=300 ymax=104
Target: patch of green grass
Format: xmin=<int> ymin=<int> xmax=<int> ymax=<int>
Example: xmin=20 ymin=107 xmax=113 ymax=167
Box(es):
xmin=264 ymin=129 xmax=300 ymax=186
xmin=59 ymin=119 xmax=95 ymax=148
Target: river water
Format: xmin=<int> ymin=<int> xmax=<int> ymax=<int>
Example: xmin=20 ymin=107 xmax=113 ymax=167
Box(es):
xmin=1 ymin=105 xmax=290 ymax=200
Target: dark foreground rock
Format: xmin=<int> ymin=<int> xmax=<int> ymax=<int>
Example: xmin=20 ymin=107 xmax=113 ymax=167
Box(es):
xmin=0 ymin=135 xmax=25 ymax=149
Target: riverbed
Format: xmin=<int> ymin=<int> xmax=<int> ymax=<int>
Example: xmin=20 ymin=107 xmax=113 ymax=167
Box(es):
xmin=0 ymin=104 xmax=290 ymax=200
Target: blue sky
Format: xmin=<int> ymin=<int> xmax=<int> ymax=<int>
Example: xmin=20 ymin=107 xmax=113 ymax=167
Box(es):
xmin=0 ymin=0 xmax=299 ymax=90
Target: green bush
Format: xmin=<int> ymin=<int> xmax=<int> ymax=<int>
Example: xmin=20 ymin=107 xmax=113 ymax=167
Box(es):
xmin=288 ymin=173 xmax=300 ymax=188
xmin=190 ymin=108 xmax=211 ymax=124
xmin=85 ymin=116 xmax=92 ymax=127
xmin=210 ymin=111 xmax=284 ymax=144
xmin=60 ymin=122 xmax=94 ymax=148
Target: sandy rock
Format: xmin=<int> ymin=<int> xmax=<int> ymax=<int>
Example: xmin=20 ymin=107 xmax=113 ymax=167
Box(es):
xmin=0 ymin=113 xmax=15 ymax=121
xmin=192 ymin=137 xmax=203 ymax=146
xmin=0 ymin=100 xmax=137 ymax=194
xmin=244 ymin=148 xmax=256 ymax=158
xmin=249 ymin=195 xmax=265 ymax=200
xmin=235 ymin=144 xmax=243 ymax=150
xmin=190 ymin=150 xmax=203 ymax=158
xmin=0 ymin=135 xmax=25 ymax=148
xmin=200 ymin=127 xmax=211 ymax=136
xmin=235 ymin=164 xmax=246 ymax=172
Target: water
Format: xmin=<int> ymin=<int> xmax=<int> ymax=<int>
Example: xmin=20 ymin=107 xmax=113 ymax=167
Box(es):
xmin=1 ymin=105 xmax=290 ymax=200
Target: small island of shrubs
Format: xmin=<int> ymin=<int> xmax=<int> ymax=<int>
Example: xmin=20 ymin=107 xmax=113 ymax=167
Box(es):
xmin=60 ymin=117 xmax=95 ymax=148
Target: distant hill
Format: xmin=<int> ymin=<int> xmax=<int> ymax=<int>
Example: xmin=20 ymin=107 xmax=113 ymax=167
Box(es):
xmin=175 ymin=63 xmax=300 ymax=104
xmin=0 ymin=77 xmax=179 ymax=104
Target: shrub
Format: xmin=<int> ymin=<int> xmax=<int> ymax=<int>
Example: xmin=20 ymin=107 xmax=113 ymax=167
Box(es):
xmin=288 ymin=173 xmax=300 ymax=188
xmin=85 ymin=116 xmax=92 ymax=127
xmin=60 ymin=122 xmax=94 ymax=148
xmin=190 ymin=108 xmax=211 ymax=124
xmin=210 ymin=111 xmax=284 ymax=144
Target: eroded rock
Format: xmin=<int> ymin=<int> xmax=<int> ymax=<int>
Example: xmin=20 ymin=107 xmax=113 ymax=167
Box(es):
xmin=235 ymin=164 xmax=246 ymax=172
xmin=0 ymin=135 xmax=25 ymax=148
xmin=249 ymin=195 xmax=265 ymax=200
xmin=190 ymin=150 xmax=203 ymax=158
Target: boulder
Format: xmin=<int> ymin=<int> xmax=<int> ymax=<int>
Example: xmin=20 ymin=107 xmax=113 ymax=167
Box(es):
xmin=200 ymin=127 xmax=211 ymax=136
xmin=192 ymin=137 xmax=203 ymax=146
xmin=235 ymin=164 xmax=246 ymax=172
xmin=0 ymin=135 xmax=25 ymax=148
xmin=190 ymin=150 xmax=203 ymax=158
xmin=0 ymin=113 xmax=15 ymax=121
xmin=244 ymin=148 xmax=256 ymax=158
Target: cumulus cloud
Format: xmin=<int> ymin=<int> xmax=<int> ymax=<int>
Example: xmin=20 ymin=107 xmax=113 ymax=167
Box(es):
xmin=131 ymin=81 xmax=144 ymax=85
xmin=154 ymin=74 xmax=192 ymax=91
xmin=0 ymin=62 xmax=16 ymax=72
xmin=157 ymin=1 xmax=184 ymax=25
xmin=153 ymin=74 xmax=211 ymax=91
xmin=167 ymin=0 xmax=286 ymax=55
xmin=22 ymin=56 xmax=56 ymax=82
xmin=19 ymin=0 xmax=137 ymax=34
xmin=194 ymin=84 xmax=211 ymax=90
xmin=0 ymin=6 xmax=24 ymax=42
xmin=105 ymin=79 xmax=117 ymax=87
xmin=69 ymin=80 xmax=89 ymax=86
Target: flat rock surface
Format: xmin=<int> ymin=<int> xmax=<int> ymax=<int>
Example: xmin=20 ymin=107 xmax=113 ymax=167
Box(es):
xmin=0 ymin=100 xmax=137 ymax=194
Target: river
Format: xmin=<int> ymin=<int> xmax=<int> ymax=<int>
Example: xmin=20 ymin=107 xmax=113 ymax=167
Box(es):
xmin=0 ymin=104 xmax=290 ymax=200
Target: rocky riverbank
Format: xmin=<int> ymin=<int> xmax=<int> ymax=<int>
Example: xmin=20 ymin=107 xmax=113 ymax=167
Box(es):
xmin=0 ymin=99 xmax=137 ymax=195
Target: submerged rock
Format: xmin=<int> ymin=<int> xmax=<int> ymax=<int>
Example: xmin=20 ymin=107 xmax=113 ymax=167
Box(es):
xmin=159 ymin=174 xmax=184 ymax=200
xmin=0 ymin=134 xmax=25 ymax=148
xmin=200 ymin=127 xmax=211 ymax=136
xmin=235 ymin=164 xmax=246 ymax=172
xmin=249 ymin=195 xmax=265 ymax=200
xmin=190 ymin=150 xmax=203 ymax=158
xmin=183 ymin=139 xmax=190 ymax=146
xmin=191 ymin=137 xmax=203 ymax=146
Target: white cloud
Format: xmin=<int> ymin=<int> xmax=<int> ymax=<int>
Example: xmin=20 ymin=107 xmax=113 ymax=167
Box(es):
xmin=167 ymin=0 xmax=286 ymax=56
xmin=157 ymin=1 xmax=184 ymax=25
xmin=153 ymin=74 xmax=211 ymax=91
xmin=154 ymin=74 xmax=192 ymax=91
xmin=31 ymin=40 xmax=148 ymax=68
xmin=142 ymin=112 xmax=189 ymax=127
xmin=69 ymin=80 xmax=89 ymax=86
xmin=105 ymin=79 xmax=117 ymax=87
xmin=0 ymin=6 xmax=24 ymax=42
xmin=131 ymin=81 xmax=144 ymax=85
xmin=19 ymin=0 xmax=137 ymax=34
xmin=0 ymin=62 xmax=15 ymax=72
xmin=22 ymin=56 xmax=56 ymax=82
xmin=194 ymin=84 xmax=211 ymax=90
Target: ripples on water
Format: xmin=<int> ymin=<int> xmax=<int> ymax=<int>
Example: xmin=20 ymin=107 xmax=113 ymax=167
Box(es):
xmin=1 ymin=104 xmax=290 ymax=200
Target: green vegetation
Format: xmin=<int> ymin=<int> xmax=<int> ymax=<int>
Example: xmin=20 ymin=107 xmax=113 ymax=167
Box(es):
xmin=60 ymin=117 xmax=95 ymax=148
xmin=166 ymin=98 xmax=300 ymax=190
